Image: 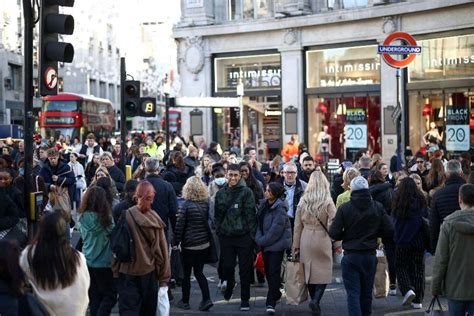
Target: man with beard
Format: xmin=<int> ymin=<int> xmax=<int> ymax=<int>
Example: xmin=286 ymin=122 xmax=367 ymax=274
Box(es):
xmin=298 ymin=156 xmax=316 ymax=183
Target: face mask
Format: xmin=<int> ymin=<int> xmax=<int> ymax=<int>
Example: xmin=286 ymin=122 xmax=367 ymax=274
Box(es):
xmin=214 ymin=177 xmax=226 ymax=186
xmin=19 ymin=168 xmax=24 ymax=176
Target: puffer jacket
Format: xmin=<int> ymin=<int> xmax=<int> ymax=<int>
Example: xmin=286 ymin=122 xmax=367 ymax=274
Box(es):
xmin=369 ymin=182 xmax=393 ymax=215
xmin=255 ymin=198 xmax=292 ymax=252
xmin=432 ymin=209 xmax=474 ymax=300
xmin=174 ymin=200 xmax=210 ymax=248
xmin=214 ymin=179 xmax=256 ymax=237
xmin=430 ymin=174 xmax=466 ymax=251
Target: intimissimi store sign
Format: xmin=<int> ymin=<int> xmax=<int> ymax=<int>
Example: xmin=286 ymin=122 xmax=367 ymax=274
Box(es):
xmin=409 ymin=34 xmax=474 ymax=82
xmin=214 ymin=54 xmax=281 ymax=93
xmin=306 ymin=45 xmax=381 ymax=88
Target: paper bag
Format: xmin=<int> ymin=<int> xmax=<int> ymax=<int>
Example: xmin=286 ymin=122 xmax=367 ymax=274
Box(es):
xmin=285 ymin=260 xmax=308 ymax=305
xmin=373 ymin=250 xmax=389 ymax=298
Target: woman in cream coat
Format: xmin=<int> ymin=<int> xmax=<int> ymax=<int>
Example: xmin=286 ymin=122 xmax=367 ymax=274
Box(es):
xmin=293 ymin=171 xmax=339 ymax=316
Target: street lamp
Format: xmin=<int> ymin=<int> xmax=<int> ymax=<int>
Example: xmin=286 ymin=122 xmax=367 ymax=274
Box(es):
xmin=237 ymin=78 xmax=244 ymax=157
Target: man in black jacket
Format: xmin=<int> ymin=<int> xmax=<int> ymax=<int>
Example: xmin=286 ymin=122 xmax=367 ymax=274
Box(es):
xmin=430 ymin=159 xmax=466 ymax=251
xmin=144 ymin=157 xmax=178 ymax=236
xmin=329 ymin=176 xmax=394 ymax=316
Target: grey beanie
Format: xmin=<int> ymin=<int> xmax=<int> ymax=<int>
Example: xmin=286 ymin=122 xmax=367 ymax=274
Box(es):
xmin=351 ymin=176 xmax=369 ymax=191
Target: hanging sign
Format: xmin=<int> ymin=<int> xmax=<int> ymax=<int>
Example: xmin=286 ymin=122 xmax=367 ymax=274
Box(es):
xmin=446 ymin=105 xmax=470 ymax=151
xmin=345 ymin=108 xmax=367 ymax=148
xmin=378 ymin=32 xmax=422 ymax=68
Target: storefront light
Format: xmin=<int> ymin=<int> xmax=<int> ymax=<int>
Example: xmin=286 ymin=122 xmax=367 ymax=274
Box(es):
xmin=336 ymin=103 xmax=347 ymax=115
xmin=422 ymin=98 xmax=432 ymax=116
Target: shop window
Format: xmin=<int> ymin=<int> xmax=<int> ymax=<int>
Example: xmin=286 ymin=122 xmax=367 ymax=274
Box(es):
xmin=307 ymin=95 xmax=381 ymax=162
xmin=241 ymin=0 xmax=271 ymax=19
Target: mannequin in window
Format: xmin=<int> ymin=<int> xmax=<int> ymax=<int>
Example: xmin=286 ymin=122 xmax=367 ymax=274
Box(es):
xmin=317 ymin=125 xmax=332 ymax=162
xmin=423 ymin=122 xmax=443 ymax=146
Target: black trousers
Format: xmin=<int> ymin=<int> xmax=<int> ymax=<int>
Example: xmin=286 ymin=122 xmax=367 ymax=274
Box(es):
xmin=88 ymin=267 xmax=118 ymax=316
xmin=308 ymin=284 xmax=327 ymax=304
xmin=396 ymin=235 xmax=425 ymax=304
xmin=219 ymin=234 xmax=254 ymax=301
xmin=383 ymin=238 xmax=397 ymax=286
xmin=118 ymin=271 xmax=158 ymax=316
xmin=181 ymin=248 xmax=210 ymax=303
xmin=263 ymin=251 xmax=284 ymax=306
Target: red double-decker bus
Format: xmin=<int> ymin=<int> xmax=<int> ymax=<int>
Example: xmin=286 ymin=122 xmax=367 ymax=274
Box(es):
xmin=40 ymin=93 xmax=115 ymax=141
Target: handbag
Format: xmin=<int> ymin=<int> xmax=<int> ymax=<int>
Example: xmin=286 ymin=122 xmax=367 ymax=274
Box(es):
xmin=373 ymin=247 xmax=389 ymax=298
xmin=426 ymin=296 xmax=444 ymax=315
xmin=254 ymin=251 xmax=265 ymax=275
xmin=195 ymin=202 xmax=218 ymax=264
xmin=285 ymin=254 xmax=308 ymax=305
xmin=421 ymin=216 xmax=432 ymax=252
xmin=48 ymin=179 xmax=71 ymax=213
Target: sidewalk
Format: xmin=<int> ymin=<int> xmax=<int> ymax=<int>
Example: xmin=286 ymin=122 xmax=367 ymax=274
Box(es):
xmin=167 ymin=255 xmax=447 ymax=315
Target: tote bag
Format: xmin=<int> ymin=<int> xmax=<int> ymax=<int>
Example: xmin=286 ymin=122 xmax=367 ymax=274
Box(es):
xmin=285 ymin=257 xmax=308 ymax=305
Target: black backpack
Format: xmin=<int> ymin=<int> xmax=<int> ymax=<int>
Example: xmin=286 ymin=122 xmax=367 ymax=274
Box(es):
xmin=110 ymin=210 xmax=134 ymax=262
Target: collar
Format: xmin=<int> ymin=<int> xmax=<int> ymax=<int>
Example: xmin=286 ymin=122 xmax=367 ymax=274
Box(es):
xmin=284 ymin=182 xmax=296 ymax=188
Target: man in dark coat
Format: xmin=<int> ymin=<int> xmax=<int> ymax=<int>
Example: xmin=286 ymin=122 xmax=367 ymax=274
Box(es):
xmin=39 ymin=148 xmax=75 ymax=206
xmin=430 ymin=159 xmax=466 ymax=251
xmin=144 ymin=157 xmax=178 ymax=235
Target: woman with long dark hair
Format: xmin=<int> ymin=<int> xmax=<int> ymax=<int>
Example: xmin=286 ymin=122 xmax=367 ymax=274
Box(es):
xmin=164 ymin=151 xmax=195 ymax=196
xmin=239 ymin=161 xmax=264 ymax=204
xmin=85 ymin=153 xmax=101 ymax=186
xmin=256 ymin=182 xmax=292 ymax=314
xmin=425 ymin=158 xmax=445 ymax=194
xmin=78 ymin=186 xmax=117 ymax=316
xmin=0 ymin=240 xmax=25 ymax=315
xmin=19 ymin=212 xmax=90 ymax=315
xmin=392 ymin=177 xmax=428 ymax=309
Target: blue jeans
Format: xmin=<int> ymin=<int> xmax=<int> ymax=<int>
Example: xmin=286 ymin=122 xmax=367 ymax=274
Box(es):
xmin=448 ymin=299 xmax=474 ymax=316
xmin=341 ymin=252 xmax=377 ymax=316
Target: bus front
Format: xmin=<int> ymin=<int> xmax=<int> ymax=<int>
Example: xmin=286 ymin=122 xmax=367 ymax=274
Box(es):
xmin=40 ymin=94 xmax=83 ymax=141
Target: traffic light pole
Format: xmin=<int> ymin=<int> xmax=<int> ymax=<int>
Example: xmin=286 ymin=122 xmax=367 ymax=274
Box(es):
xmin=165 ymin=93 xmax=170 ymax=153
xmin=120 ymin=58 xmax=127 ymax=174
xmin=23 ymin=0 xmax=34 ymax=240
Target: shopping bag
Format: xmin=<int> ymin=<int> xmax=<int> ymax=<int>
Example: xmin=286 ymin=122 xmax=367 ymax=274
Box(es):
xmin=285 ymin=258 xmax=308 ymax=305
xmin=426 ymin=296 xmax=444 ymax=315
xmin=156 ymin=286 xmax=170 ymax=316
xmin=170 ymin=249 xmax=183 ymax=283
xmin=254 ymin=251 xmax=265 ymax=275
xmin=48 ymin=180 xmax=71 ymax=213
xmin=373 ymin=249 xmax=389 ymax=298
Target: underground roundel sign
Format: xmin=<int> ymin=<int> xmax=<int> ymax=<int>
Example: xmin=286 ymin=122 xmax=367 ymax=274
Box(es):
xmin=378 ymin=32 xmax=422 ymax=68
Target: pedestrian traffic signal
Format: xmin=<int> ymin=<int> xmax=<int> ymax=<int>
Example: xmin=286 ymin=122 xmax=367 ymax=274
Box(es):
xmin=39 ymin=0 xmax=75 ymax=96
xmin=123 ymin=80 xmax=141 ymax=117
xmin=140 ymin=97 xmax=156 ymax=117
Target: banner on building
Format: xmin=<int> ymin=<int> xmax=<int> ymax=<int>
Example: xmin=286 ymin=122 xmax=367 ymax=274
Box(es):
xmin=446 ymin=105 xmax=470 ymax=152
xmin=345 ymin=108 xmax=368 ymax=149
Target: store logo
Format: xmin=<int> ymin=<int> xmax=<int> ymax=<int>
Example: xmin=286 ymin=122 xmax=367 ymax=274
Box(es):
xmin=429 ymin=55 xmax=474 ymax=67
xmin=228 ymin=68 xmax=281 ymax=80
xmin=324 ymin=62 xmax=380 ymax=74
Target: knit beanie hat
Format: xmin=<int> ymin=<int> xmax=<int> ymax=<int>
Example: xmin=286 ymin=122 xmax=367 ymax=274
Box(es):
xmin=351 ymin=176 xmax=369 ymax=191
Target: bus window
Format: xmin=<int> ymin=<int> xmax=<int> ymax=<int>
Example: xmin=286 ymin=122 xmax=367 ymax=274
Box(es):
xmin=43 ymin=100 xmax=78 ymax=112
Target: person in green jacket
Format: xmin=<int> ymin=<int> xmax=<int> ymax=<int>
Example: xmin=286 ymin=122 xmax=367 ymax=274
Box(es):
xmin=432 ymin=183 xmax=474 ymax=316
xmin=335 ymin=168 xmax=360 ymax=209
xmin=78 ymin=185 xmax=116 ymax=316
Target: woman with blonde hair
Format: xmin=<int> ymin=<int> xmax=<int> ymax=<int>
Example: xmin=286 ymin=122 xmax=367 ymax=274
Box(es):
xmin=89 ymin=166 xmax=119 ymax=197
xmin=336 ymin=168 xmax=361 ymax=209
xmin=173 ymin=176 xmax=213 ymax=312
xmin=293 ymin=171 xmax=339 ymax=315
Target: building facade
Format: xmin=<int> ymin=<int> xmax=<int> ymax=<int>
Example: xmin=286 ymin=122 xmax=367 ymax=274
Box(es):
xmin=173 ymin=0 xmax=474 ymax=161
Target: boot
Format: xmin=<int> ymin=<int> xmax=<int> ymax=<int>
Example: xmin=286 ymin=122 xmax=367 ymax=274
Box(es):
xmin=308 ymin=285 xmax=326 ymax=316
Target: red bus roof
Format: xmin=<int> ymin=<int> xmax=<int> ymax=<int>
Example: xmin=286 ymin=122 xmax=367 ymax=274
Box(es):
xmin=42 ymin=93 xmax=112 ymax=104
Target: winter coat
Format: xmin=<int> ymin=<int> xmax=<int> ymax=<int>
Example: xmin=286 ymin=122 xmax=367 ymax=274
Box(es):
xmin=184 ymin=156 xmax=200 ymax=168
xmin=336 ymin=190 xmax=351 ymax=209
xmin=78 ymin=211 xmax=115 ymax=268
xmin=282 ymin=179 xmax=307 ymax=218
xmin=20 ymin=247 xmax=90 ymax=316
xmin=331 ymin=173 xmax=344 ymax=203
xmin=174 ymin=200 xmax=210 ymax=249
xmin=84 ymin=163 xmax=99 ymax=186
xmin=214 ymin=179 xmax=256 ymax=238
xmin=38 ymin=160 xmax=75 ymax=202
xmin=430 ymin=174 xmax=466 ymax=251
xmin=0 ymin=193 xmax=19 ymax=231
xmin=163 ymin=164 xmax=195 ymax=196
xmin=255 ymin=199 xmax=292 ymax=253
xmin=369 ymin=182 xmax=393 ymax=215
xmin=0 ymin=279 xmax=19 ymax=316
xmin=432 ymin=209 xmax=474 ymax=300
xmin=392 ymin=196 xmax=428 ymax=246
xmin=106 ymin=165 xmax=125 ymax=193
xmin=112 ymin=206 xmax=171 ymax=285
xmin=329 ymin=189 xmax=394 ymax=254
xmin=145 ymin=174 xmax=178 ymax=233
xmin=112 ymin=199 xmax=134 ymax=224
xmin=0 ymin=186 xmax=24 ymax=218
xmin=293 ymin=197 xmax=336 ymax=284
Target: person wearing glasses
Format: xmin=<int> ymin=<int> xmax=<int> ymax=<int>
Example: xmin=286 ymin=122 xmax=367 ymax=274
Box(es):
xmin=281 ymin=162 xmax=307 ymax=231
xmin=410 ymin=154 xmax=429 ymax=190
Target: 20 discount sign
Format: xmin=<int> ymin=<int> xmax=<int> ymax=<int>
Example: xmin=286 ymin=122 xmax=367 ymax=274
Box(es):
xmin=378 ymin=32 xmax=422 ymax=68
xmin=345 ymin=109 xmax=367 ymax=149
xmin=446 ymin=106 xmax=470 ymax=151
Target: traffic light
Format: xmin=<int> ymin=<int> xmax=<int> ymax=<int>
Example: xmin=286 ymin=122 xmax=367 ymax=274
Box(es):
xmin=39 ymin=0 xmax=75 ymax=96
xmin=123 ymin=80 xmax=140 ymax=117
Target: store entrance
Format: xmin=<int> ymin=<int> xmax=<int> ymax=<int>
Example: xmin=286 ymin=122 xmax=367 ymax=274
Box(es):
xmin=307 ymin=94 xmax=381 ymax=162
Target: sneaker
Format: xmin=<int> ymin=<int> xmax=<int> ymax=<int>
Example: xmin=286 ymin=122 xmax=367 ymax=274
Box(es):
xmin=199 ymin=299 xmax=213 ymax=311
xmin=309 ymin=301 xmax=321 ymax=315
xmin=240 ymin=300 xmax=250 ymax=311
xmin=217 ymin=280 xmax=223 ymax=290
xmin=266 ymin=305 xmax=275 ymax=314
xmin=388 ymin=285 xmax=397 ymax=296
xmin=224 ymin=281 xmax=235 ymax=301
xmin=221 ymin=280 xmax=227 ymax=292
xmin=402 ymin=289 xmax=416 ymax=306
xmin=411 ymin=302 xmax=422 ymax=309
xmin=175 ymin=300 xmax=190 ymax=310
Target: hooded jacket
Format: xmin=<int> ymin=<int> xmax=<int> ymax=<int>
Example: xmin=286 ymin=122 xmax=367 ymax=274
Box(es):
xmin=112 ymin=206 xmax=171 ymax=285
xmin=214 ymin=179 xmax=256 ymax=238
xmin=255 ymin=198 xmax=292 ymax=252
xmin=392 ymin=196 xmax=428 ymax=246
xmin=78 ymin=212 xmax=114 ymax=268
xmin=369 ymin=182 xmax=393 ymax=215
xmin=329 ymin=189 xmax=394 ymax=254
xmin=432 ymin=209 xmax=474 ymax=300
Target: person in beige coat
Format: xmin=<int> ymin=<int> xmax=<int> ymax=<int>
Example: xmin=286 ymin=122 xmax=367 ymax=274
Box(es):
xmin=293 ymin=171 xmax=339 ymax=316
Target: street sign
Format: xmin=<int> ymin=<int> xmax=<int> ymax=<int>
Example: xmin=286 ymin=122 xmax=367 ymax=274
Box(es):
xmin=378 ymin=32 xmax=421 ymax=68
xmin=345 ymin=108 xmax=367 ymax=148
xmin=43 ymin=66 xmax=58 ymax=90
xmin=446 ymin=105 xmax=470 ymax=151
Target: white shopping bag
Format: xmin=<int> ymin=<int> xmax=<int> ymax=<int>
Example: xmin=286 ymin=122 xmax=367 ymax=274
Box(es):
xmin=156 ymin=286 xmax=170 ymax=316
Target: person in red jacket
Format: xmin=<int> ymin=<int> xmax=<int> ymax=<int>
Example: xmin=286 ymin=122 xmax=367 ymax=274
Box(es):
xmin=281 ymin=135 xmax=299 ymax=163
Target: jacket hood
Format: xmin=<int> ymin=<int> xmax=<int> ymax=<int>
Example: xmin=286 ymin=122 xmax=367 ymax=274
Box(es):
xmin=129 ymin=206 xmax=164 ymax=229
xmin=446 ymin=209 xmax=474 ymax=235
xmin=270 ymin=198 xmax=288 ymax=212
xmin=350 ymin=189 xmax=373 ymax=210
xmin=369 ymin=182 xmax=391 ymax=195
xmin=79 ymin=212 xmax=112 ymax=234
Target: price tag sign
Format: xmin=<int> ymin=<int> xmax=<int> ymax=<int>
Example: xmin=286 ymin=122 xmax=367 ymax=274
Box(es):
xmin=345 ymin=108 xmax=367 ymax=149
xmin=446 ymin=105 xmax=470 ymax=152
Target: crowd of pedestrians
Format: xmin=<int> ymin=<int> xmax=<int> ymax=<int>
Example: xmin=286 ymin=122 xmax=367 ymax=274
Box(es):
xmin=0 ymin=132 xmax=473 ymax=316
